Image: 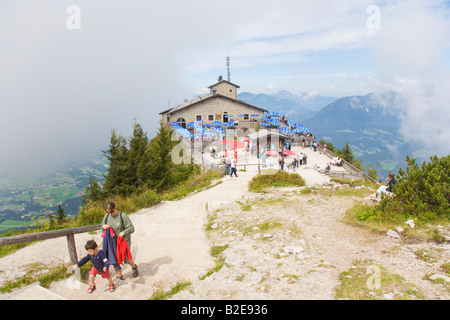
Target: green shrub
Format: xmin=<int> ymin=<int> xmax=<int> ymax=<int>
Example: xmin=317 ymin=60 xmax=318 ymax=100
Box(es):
xmin=249 ymin=170 xmax=305 ymax=192
xmin=380 ymin=155 xmax=449 ymax=222
xmin=150 ymin=281 xmax=191 ymax=300
xmin=0 ymin=263 xmax=71 ymax=293
xmin=76 ymin=169 xmax=221 ymax=225
xmin=356 ymin=205 xmax=379 ymax=222
xmin=210 ymin=244 xmax=229 ymax=258
xmin=161 ymin=170 xmax=222 ymax=201
xmin=77 ymin=188 xmax=161 ymax=226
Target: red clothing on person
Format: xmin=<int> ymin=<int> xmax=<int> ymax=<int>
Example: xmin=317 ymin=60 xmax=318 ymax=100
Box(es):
xmin=116 ymin=236 xmax=132 ymax=266
xmin=89 ymin=267 xmax=111 ymax=279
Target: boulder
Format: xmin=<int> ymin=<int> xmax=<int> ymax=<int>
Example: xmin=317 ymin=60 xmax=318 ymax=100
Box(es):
xmin=405 ymin=220 xmax=415 ymax=228
xmin=396 ymin=227 xmax=405 ymax=234
xmin=429 ymin=273 xmax=450 ymax=283
xmin=284 ymin=246 xmax=305 ymax=255
xmin=225 ymin=257 xmax=245 ymax=267
xmin=383 ymin=292 xmax=395 ymax=300
xmin=387 ymin=229 xmax=400 ymax=239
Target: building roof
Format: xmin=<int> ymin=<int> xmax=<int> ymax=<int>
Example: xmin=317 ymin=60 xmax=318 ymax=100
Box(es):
xmin=208 ymin=79 xmax=240 ymax=89
xmin=159 ymin=93 xmax=268 ymax=115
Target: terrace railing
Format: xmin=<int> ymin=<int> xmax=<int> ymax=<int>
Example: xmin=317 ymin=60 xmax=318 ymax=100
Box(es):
xmin=316 ymin=144 xmax=378 ymax=184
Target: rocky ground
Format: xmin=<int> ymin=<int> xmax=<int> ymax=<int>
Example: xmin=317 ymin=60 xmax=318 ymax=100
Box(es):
xmin=171 ymin=179 xmax=450 ymax=300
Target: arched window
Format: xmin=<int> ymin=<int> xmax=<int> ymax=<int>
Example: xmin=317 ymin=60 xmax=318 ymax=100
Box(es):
xmin=177 ymin=118 xmax=186 ymax=129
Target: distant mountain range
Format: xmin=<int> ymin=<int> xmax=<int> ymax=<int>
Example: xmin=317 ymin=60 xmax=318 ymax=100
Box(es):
xmin=239 ymin=90 xmax=429 ymax=179
xmin=238 ymin=91 xmax=336 ymax=122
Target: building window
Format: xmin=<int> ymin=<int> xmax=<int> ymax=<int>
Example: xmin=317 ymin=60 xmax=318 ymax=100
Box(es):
xmin=177 ymin=118 xmax=186 ymax=129
xmin=208 ymin=114 xmax=214 ymax=121
xmin=244 ymin=114 xmax=249 ymax=121
xmin=196 ymin=114 xmax=202 ymax=121
xmin=223 ymin=112 xmax=229 ymax=123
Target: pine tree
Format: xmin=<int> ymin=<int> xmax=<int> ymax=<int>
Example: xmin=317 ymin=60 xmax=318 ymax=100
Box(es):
xmin=336 ymin=141 xmax=363 ymax=170
xmin=57 ymin=204 xmax=66 ymax=225
xmin=82 ymin=173 xmax=104 ymax=204
xmin=102 ymin=129 xmax=130 ymax=196
xmin=125 ymin=119 xmax=149 ymax=190
xmin=338 ymin=141 xmax=355 ymax=164
xmin=386 ymin=155 xmax=450 ymax=218
xmin=142 ymin=121 xmax=174 ymax=191
xmin=47 ymin=212 xmax=56 ymax=228
xmin=318 ymin=139 xmax=335 ymax=152
xmin=366 ymin=164 xmax=379 ymax=181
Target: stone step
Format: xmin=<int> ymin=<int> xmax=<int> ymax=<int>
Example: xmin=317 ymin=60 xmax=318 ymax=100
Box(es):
xmin=111 ymin=280 xmax=155 ymax=300
xmin=2 ymin=282 xmax=67 ymax=300
xmin=49 ymin=278 xmax=120 ymax=300
xmin=49 ymin=276 xmax=155 ymax=300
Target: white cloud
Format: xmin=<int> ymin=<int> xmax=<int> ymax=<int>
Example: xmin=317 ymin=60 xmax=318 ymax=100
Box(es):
xmin=367 ymin=0 xmax=450 ymax=154
xmin=0 ymin=0 xmax=449 ymax=177
xmin=182 ymin=0 xmax=376 ymax=71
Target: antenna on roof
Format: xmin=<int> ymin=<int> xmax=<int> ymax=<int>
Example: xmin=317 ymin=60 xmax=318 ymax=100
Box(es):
xmin=226 ymin=55 xmax=231 ymax=82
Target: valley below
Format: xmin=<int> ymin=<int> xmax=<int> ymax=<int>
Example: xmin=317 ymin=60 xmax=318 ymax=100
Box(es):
xmin=0 ymin=157 xmax=107 ymax=234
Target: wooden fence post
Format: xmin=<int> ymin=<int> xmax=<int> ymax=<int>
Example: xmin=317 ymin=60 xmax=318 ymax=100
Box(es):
xmin=66 ymin=233 xmax=78 ymax=265
xmin=0 ymin=224 xmax=102 ymax=266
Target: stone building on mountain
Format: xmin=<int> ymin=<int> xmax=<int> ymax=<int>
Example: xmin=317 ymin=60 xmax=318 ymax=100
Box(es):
xmin=159 ymin=76 xmax=268 ymax=131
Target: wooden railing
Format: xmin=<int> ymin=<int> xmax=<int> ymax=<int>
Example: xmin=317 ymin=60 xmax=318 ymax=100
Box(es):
xmin=316 ymin=144 xmax=378 ymax=184
xmin=0 ymin=224 xmax=102 ymax=265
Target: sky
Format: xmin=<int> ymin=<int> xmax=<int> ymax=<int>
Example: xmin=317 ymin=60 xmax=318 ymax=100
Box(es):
xmin=0 ymin=0 xmax=449 ymax=176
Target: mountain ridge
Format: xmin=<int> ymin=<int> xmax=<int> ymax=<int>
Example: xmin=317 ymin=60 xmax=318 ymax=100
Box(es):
xmin=238 ymin=91 xmax=336 ymax=122
xmin=239 ymin=90 xmax=427 ymax=179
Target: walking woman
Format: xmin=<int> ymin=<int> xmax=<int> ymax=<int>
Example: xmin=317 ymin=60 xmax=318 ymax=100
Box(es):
xmin=102 ymin=202 xmax=139 ymax=279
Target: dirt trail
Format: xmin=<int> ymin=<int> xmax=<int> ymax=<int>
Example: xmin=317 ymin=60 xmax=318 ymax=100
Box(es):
xmin=126 ymin=170 xmax=257 ymax=291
